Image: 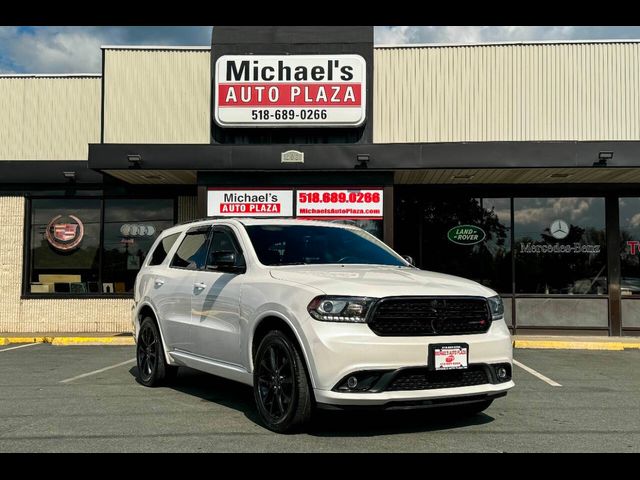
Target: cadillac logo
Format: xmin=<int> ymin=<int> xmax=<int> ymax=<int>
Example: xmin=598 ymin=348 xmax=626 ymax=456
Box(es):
xmin=45 ymin=214 xmax=84 ymax=251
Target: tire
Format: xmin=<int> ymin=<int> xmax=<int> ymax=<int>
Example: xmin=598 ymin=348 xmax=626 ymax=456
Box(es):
xmin=253 ymin=330 xmax=313 ymax=433
xmin=136 ymin=316 xmax=177 ymax=387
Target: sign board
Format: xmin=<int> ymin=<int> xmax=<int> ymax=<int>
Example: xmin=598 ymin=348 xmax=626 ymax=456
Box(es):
xmin=296 ymin=189 xmax=383 ymax=219
xmin=214 ymin=54 xmax=366 ymax=128
xmin=207 ymin=189 xmax=294 ymax=217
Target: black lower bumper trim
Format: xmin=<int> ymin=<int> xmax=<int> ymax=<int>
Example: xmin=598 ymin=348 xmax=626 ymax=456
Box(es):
xmin=316 ymin=391 xmax=507 ymax=411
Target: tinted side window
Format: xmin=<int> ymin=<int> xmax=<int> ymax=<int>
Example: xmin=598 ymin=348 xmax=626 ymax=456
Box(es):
xmin=170 ymin=231 xmax=210 ymax=270
xmin=149 ymin=233 xmax=180 ymax=266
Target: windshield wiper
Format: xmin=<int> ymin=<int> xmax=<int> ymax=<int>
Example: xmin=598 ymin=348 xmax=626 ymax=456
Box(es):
xmin=274 ymin=262 xmax=307 ymax=266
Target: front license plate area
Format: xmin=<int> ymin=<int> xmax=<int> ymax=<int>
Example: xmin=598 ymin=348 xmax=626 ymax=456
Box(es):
xmin=429 ymin=343 xmax=469 ymax=371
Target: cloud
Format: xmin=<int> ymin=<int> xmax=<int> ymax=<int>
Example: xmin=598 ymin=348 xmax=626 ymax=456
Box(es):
xmin=374 ymin=26 xmax=640 ymax=45
xmin=514 ymin=198 xmax=598 ymax=226
xmin=4 ymin=26 xmax=640 ymax=74
xmin=0 ymin=26 xmax=212 ymax=74
xmin=514 ymin=207 xmax=548 ymax=225
xmin=630 ymin=213 xmax=640 ymax=228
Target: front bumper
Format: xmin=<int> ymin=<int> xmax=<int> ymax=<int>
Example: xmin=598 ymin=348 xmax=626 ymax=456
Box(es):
xmin=300 ymin=317 xmax=514 ymax=406
xmin=314 ymin=380 xmax=514 ymax=407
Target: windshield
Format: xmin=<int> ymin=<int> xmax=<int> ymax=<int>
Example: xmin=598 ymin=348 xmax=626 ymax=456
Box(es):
xmin=245 ymin=225 xmax=407 ymax=267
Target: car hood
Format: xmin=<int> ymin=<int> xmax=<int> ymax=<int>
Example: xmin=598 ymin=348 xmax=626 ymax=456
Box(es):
xmin=269 ymin=265 xmax=496 ymax=298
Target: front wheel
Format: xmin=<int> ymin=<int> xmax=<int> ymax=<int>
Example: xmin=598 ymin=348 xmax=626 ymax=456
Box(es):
xmin=136 ymin=317 xmax=177 ymax=387
xmin=253 ymin=331 xmax=313 ymax=433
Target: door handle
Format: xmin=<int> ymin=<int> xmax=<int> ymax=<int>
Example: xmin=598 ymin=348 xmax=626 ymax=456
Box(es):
xmin=193 ymin=282 xmax=207 ymax=290
xmin=154 ymin=279 xmax=164 ymax=287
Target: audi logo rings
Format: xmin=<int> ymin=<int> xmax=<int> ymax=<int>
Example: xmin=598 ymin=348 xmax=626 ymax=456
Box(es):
xmin=120 ymin=224 xmax=156 ymax=237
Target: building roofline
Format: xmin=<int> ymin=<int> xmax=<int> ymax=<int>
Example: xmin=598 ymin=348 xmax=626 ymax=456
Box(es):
xmin=0 ymin=73 xmax=101 ymax=78
xmin=374 ymin=38 xmax=640 ymax=49
xmin=101 ymin=45 xmax=211 ymax=51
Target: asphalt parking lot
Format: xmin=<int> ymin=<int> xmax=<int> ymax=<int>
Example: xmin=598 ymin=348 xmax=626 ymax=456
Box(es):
xmin=1 ymin=343 xmax=639 ymax=452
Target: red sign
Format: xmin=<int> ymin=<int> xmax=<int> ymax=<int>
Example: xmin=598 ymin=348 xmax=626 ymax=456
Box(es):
xmin=218 ymin=83 xmax=361 ymax=107
xmin=296 ymin=189 xmax=383 ymax=220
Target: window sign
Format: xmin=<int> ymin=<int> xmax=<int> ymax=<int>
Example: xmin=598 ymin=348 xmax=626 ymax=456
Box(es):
xmin=296 ymin=189 xmax=383 ymax=219
xmin=207 ymin=189 xmax=294 ymax=217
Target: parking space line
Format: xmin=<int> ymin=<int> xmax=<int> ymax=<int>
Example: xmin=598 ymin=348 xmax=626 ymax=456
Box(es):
xmin=513 ymin=359 xmax=562 ymax=387
xmin=0 ymin=343 xmax=39 ymax=352
xmin=60 ymin=358 xmax=136 ymax=384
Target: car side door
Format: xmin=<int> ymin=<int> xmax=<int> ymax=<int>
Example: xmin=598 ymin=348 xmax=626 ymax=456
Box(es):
xmin=191 ymin=225 xmax=246 ymax=367
xmin=157 ymin=225 xmax=212 ymax=353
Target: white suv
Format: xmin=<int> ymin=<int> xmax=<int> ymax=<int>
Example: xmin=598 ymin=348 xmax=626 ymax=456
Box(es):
xmin=133 ymin=218 xmax=514 ymax=432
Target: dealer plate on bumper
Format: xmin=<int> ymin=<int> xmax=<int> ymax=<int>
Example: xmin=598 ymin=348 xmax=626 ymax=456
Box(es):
xmin=429 ymin=344 xmax=469 ymax=371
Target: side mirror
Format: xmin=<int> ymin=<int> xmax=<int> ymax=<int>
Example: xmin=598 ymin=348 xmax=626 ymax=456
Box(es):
xmin=402 ymin=255 xmax=415 ymax=266
xmin=211 ymin=251 xmax=236 ymax=269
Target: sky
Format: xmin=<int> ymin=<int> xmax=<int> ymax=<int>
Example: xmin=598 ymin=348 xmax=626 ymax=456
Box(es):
xmin=2 ymin=26 xmax=640 ymax=74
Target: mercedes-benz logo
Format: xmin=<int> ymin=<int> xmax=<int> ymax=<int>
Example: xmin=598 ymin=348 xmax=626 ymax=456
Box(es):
xmin=550 ymin=219 xmax=569 ymax=240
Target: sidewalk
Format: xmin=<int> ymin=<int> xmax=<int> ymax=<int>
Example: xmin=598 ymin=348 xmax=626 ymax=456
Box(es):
xmin=0 ymin=333 xmax=134 ymax=346
xmin=2 ymin=333 xmax=640 ymax=350
xmin=513 ymin=335 xmax=640 ymax=351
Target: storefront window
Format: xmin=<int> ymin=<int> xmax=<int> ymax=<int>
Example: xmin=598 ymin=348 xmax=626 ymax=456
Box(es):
xmin=395 ymin=195 xmax=512 ymax=293
xmin=27 ymin=197 xmax=175 ymax=296
xmin=619 ymin=198 xmax=640 ymax=295
xmin=514 ymin=197 xmax=607 ymax=294
xmin=29 ymin=199 xmax=101 ymax=294
xmin=102 ymin=199 xmax=175 ymax=293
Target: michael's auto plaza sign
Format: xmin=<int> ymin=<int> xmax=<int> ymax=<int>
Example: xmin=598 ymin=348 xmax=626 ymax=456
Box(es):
xmin=214 ymin=55 xmax=366 ymax=127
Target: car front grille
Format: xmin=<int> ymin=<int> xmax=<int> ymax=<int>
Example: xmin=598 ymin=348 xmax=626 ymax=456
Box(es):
xmin=385 ymin=365 xmax=490 ymax=391
xmin=368 ymin=297 xmax=491 ymax=336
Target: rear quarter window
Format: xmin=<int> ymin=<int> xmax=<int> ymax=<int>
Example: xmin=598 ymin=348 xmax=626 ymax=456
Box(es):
xmin=148 ymin=233 xmax=180 ymax=266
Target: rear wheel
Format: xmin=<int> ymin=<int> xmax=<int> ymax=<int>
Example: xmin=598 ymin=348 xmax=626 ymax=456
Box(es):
xmin=253 ymin=330 xmax=313 ymax=433
xmin=136 ymin=317 xmax=177 ymax=387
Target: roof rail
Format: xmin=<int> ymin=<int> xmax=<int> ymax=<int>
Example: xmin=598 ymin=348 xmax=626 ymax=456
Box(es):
xmin=175 ymin=217 xmax=211 ymax=226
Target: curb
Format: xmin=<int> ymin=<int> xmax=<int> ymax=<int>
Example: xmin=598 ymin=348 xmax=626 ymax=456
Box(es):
xmin=514 ymin=340 xmax=640 ymax=351
xmin=0 ymin=336 xmax=135 ymax=346
xmin=3 ymin=337 xmax=639 ymax=350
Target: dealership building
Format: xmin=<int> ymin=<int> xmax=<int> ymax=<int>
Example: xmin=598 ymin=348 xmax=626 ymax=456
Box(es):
xmin=2 ymin=25 xmax=640 ymax=336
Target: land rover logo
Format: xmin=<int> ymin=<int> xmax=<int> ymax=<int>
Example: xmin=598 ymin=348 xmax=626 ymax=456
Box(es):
xmin=550 ymin=219 xmax=569 ymax=240
xmin=45 ymin=214 xmax=84 ymax=251
xmin=447 ymin=225 xmax=486 ymax=245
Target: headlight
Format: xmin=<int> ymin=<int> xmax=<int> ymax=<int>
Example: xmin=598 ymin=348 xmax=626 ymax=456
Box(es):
xmin=307 ymin=296 xmax=376 ymax=323
xmin=487 ymin=295 xmax=504 ymax=320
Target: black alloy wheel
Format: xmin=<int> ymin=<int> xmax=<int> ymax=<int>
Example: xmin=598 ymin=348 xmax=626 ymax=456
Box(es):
xmin=136 ymin=316 xmax=177 ymax=387
xmin=254 ymin=331 xmax=313 ymax=433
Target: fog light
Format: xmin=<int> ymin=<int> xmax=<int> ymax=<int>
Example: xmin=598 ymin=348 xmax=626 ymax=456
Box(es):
xmin=497 ymin=367 xmax=508 ymax=380
xmin=346 ymin=376 xmax=358 ymax=389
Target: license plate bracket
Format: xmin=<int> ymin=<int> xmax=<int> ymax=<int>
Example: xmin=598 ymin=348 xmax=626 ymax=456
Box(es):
xmin=428 ymin=343 xmax=469 ymax=371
